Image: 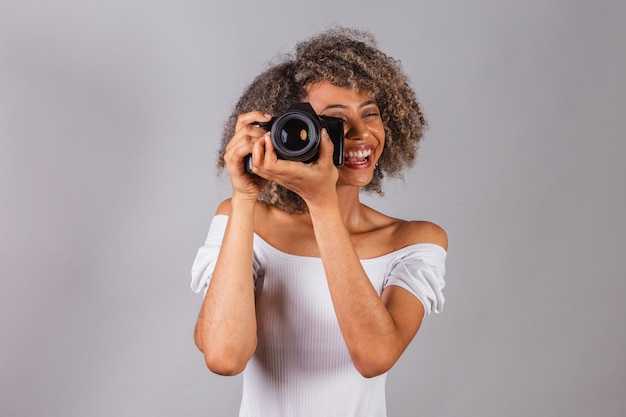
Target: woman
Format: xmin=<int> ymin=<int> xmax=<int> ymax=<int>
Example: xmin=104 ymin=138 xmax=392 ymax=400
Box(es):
xmin=191 ymin=27 xmax=448 ymax=417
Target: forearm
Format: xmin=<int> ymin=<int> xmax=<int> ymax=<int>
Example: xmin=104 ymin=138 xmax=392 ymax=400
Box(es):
xmin=307 ymin=201 xmax=406 ymax=376
xmin=195 ymin=198 xmax=258 ymax=375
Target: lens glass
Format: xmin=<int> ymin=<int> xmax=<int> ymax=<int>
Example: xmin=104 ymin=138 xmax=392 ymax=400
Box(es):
xmin=279 ymin=119 xmax=311 ymax=151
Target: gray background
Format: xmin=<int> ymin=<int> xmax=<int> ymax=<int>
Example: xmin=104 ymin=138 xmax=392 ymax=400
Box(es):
xmin=1 ymin=0 xmax=625 ymax=416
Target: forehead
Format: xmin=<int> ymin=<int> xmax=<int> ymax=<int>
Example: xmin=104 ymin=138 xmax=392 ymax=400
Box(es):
xmin=304 ymin=81 xmax=376 ymax=107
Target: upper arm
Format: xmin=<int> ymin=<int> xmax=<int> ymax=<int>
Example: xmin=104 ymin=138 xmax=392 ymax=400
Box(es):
xmin=380 ymin=219 xmax=448 ymax=349
xmin=381 ymin=285 xmax=425 ymax=345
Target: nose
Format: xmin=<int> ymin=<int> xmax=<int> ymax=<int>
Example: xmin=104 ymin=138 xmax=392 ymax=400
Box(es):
xmin=344 ymin=117 xmax=370 ymax=142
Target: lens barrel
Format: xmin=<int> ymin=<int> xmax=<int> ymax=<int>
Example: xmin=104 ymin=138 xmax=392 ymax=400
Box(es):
xmin=271 ymin=111 xmax=321 ymax=163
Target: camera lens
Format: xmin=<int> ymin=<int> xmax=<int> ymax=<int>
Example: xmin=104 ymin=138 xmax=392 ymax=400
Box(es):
xmin=271 ymin=112 xmax=320 ymax=162
xmin=279 ymin=119 xmax=312 ymax=151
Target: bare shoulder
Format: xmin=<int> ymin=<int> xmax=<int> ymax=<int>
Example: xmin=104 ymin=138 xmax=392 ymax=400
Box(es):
xmin=215 ymin=198 xmax=233 ymax=215
xmin=394 ymin=219 xmax=448 ymax=251
xmin=214 ymin=198 xmax=273 ymax=218
xmin=360 ymin=205 xmax=448 ymax=254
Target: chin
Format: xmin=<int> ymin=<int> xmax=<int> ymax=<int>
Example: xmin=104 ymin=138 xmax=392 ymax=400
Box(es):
xmin=338 ymin=169 xmax=374 ymax=188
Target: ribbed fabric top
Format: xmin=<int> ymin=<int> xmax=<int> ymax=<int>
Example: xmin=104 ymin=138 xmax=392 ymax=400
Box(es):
xmin=191 ymin=215 xmax=446 ymax=417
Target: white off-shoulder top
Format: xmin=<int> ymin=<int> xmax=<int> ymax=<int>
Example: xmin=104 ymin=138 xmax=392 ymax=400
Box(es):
xmin=191 ymin=215 xmax=446 ymax=417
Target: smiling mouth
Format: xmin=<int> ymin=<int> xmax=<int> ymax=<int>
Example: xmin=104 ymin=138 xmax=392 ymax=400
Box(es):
xmin=343 ymin=148 xmax=372 ymax=166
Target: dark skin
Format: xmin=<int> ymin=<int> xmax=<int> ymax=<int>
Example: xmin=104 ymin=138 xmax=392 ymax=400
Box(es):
xmin=194 ymin=81 xmax=447 ymax=377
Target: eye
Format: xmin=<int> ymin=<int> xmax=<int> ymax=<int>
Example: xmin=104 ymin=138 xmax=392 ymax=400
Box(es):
xmin=361 ymin=106 xmax=381 ymax=119
xmin=362 ymin=111 xmax=380 ymax=120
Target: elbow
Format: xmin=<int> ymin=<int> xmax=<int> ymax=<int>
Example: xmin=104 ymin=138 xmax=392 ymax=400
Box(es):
xmin=351 ymin=351 xmax=398 ymax=378
xmin=194 ymin=331 xmax=256 ymax=376
xmin=349 ymin=338 xmax=407 ymax=378
xmin=203 ymin=351 xmax=249 ymax=376
xmin=354 ymin=361 xmax=394 ymax=379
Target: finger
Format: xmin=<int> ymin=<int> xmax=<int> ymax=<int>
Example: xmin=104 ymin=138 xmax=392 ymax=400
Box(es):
xmin=227 ymin=112 xmax=273 ymax=152
xmin=262 ymin=134 xmax=279 ymax=169
xmin=224 ymin=133 xmax=257 ymax=165
xmin=250 ymin=132 xmax=270 ymax=172
xmin=235 ymin=111 xmax=273 ymax=132
xmin=318 ymin=128 xmax=336 ymax=165
xmin=225 ymin=133 xmax=248 ymax=153
xmin=224 ymin=144 xmax=252 ymax=174
xmin=226 ymin=124 xmax=268 ymax=153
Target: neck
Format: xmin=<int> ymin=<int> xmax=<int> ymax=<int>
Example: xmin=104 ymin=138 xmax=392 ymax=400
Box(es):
xmin=333 ymin=184 xmax=368 ymax=232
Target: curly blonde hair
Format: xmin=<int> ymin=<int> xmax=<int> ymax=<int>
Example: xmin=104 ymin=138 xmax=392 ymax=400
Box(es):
xmin=217 ymin=27 xmax=427 ymax=213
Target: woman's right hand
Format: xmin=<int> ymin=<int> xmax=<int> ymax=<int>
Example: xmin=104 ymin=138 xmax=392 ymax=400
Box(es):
xmin=223 ymin=111 xmax=273 ymax=202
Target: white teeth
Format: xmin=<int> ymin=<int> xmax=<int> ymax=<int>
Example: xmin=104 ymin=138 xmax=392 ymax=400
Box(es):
xmin=344 ymin=149 xmax=372 ymax=158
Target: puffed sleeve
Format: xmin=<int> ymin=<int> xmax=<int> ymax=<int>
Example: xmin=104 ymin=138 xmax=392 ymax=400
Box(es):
xmin=383 ymin=244 xmax=447 ymax=315
xmin=190 ymin=215 xmax=262 ymax=295
xmin=190 ymin=215 xmax=229 ymax=294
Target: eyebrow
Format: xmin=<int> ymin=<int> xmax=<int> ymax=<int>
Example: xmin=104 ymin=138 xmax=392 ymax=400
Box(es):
xmin=320 ymin=100 xmax=378 ymax=112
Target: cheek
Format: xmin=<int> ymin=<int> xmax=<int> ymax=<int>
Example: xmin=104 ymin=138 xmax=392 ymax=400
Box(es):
xmin=373 ymin=127 xmax=385 ymax=154
xmin=371 ymin=122 xmax=385 ymax=140
xmin=367 ymin=142 xmax=384 ymax=167
xmin=376 ymin=145 xmax=385 ymax=163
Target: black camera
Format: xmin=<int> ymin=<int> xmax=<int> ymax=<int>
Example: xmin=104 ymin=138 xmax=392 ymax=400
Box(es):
xmin=244 ymin=102 xmax=344 ymax=173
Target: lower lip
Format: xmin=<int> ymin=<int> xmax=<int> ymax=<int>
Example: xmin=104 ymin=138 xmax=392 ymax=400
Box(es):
xmin=342 ymin=157 xmax=372 ymax=169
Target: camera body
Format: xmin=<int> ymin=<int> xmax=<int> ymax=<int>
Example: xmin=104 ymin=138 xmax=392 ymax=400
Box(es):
xmin=244 ymin=102 xmax=344 ymax=173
